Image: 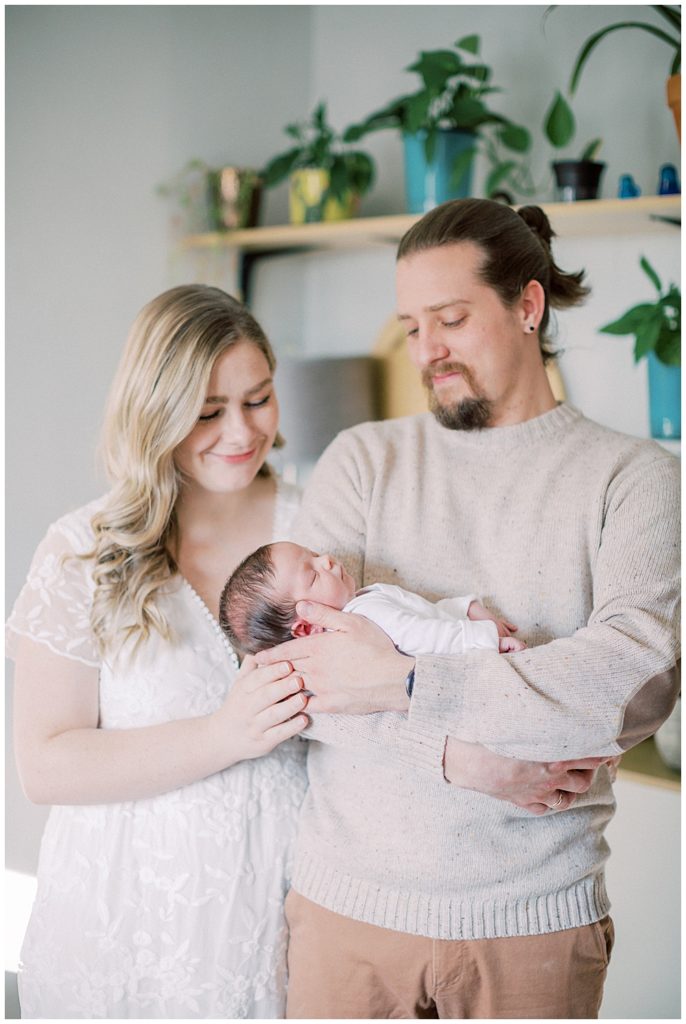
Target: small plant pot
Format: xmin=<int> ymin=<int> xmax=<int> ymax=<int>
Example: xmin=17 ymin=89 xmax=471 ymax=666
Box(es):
xmin=288 ymin=169 xmax=359 ymax=224
xmin=552 ymin=160 xmax=606 ymax=202
xmin=647 ymin=352 xmax=681 ymax=440
xmin=403 ymin=129 xmax=476 ymax=214
xmin=207 ymin=167 xmax=263 ymax=230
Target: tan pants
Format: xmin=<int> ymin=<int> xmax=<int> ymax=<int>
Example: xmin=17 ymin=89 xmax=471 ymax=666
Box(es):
xmin=285 ymin=890 xmax=614 ymax=1019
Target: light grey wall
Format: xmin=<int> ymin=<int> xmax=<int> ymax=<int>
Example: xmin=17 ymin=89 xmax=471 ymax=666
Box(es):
xmin=5 ymin=3 xmax=680 ymax=869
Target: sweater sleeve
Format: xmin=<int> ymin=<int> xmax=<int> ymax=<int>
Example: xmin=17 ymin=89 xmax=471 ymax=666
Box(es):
xmin=409 ymin=454 xmax=681 ymax=762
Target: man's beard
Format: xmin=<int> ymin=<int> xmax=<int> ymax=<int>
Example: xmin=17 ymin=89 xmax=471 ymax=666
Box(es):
xmin=422 ymin=362 xmax=493 ymax=431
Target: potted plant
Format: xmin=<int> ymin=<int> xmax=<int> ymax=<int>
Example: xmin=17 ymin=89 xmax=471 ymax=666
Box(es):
xmin=550 ymin=5 xmax=681 ymax=140
xmin=343 ymin=35 xmax=531 ymax=213
xmin=600 ymin=255 xmax=680 ymax=439
xmin=156 ymin=159 xmax=263 ymax=233
xmin=261 ymin=102 xmax=375 ymax=224
xmin=542 ymin=91 xmax=605 ymax=200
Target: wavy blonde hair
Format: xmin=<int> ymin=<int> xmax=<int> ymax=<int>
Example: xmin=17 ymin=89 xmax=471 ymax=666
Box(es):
xmin=89 ymin=284 xmax=282 ymax=654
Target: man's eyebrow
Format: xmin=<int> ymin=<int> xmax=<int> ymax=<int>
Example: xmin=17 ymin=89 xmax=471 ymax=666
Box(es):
xmin=203 ymin=377 xmax=273 ymax=403
xmin=397 ymin=299 xmax=469 ymax=321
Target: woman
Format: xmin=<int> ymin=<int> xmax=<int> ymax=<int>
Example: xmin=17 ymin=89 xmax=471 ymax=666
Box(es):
xmin=7 ymin=285 xmax=309 ymax=1018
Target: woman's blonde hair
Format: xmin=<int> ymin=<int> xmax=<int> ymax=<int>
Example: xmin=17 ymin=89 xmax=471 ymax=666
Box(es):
xmin=89 ymin=284 xmax=282 ymax=654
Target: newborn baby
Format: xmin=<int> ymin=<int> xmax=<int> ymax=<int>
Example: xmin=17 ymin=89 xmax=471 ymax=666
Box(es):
xmin=220 ymin=541 xmax=526 ymax=658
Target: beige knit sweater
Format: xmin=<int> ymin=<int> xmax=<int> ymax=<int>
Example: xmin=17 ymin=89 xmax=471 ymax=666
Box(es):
xmin=290 ymin=403 xmax=680 ymax=940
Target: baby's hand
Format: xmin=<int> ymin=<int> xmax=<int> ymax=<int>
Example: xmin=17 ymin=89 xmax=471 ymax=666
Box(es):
xmin=499 ymin=636 xmax=527 ymax=653
xmin=468 ymin=600 xmax=518 ymax=638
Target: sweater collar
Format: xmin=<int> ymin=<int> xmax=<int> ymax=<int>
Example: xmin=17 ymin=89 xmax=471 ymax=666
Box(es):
xmin=426 ymin=402 xmax=583 ymax=450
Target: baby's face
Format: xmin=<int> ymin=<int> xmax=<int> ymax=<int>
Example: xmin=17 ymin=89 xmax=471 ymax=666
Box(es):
xmin=270 ymin=542 xmax=356 ymax=609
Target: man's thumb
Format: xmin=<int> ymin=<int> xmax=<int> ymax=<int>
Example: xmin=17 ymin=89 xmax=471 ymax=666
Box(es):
xmin=295 ymin=601 xmax=346 ymax=631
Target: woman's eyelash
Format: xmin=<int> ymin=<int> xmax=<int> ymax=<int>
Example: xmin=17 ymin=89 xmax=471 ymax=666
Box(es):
xmin=245 ymin=394 xmax=271 ymax=408
xmin=198 ymin=410 xmax=220 ymax=421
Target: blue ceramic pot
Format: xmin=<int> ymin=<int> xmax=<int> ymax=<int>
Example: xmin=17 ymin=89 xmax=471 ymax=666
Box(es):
xmin=403 ymin=129 xmax=476 ymax=214
xmin=647 ymin=352 xmax=681 ymax=439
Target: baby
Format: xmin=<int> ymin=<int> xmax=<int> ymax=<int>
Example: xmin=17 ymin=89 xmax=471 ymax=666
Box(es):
xmin=220 ymin=541 xmax=526 ymax=658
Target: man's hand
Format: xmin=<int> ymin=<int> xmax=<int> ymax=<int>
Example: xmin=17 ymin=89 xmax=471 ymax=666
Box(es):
xmin=254 ymin=601 xmax=412 ymax=714
xmin=444 ymin=736 xmax=621 ymax=814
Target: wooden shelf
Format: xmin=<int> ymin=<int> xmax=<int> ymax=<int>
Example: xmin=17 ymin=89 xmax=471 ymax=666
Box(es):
xmin=617 ymin=736 xmax=680 ymax=791
xmin=180 ymin=195 xmax=681 ymax=255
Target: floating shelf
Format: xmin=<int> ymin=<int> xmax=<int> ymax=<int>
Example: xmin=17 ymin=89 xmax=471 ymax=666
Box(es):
xmin=181 ymin=195 xmax=681 ymax=256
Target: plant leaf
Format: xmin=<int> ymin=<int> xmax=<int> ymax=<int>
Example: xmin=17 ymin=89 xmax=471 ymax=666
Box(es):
xmin=456 ymin=34 xmax=480 ymax=54
xmin=497 ymin=123 xmax=531 ymax=152
xmin=633 ymin=310 xmax=664 ymax=361
xmin=449 ymin=147 xmax=477 ymax=188
xmin=449 ymin=95 xmax=491 ymax=128
xmin=570 ymin=23 xmax=680 ymax=94
xmin=640 ymin=255 xmax=663 ymax=293
xmin=579 ymin=138 xmax=602 ymax=161
xmin=405 ymin=91 xmax=433 ymax=134
xmin=262 ymin=148 xmax=302 ymax=186
xmin=407 ymin=51 xmax=462 ymax=92
xmin=654 ymin=324 xmax=681 ymax=366
xmin=600 ymin=303 xmax=660 ymax=335
xmin=544 ymin=91 xmax=575 ymax=148
xmin=485 ymin=160 xmax=517 ymax=197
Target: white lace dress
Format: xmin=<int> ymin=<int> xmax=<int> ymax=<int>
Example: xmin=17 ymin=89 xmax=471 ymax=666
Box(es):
xmin=6 ymin=481 xmax=308 ymax=1019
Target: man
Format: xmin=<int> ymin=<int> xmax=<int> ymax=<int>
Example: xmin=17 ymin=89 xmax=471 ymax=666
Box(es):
xmin=258 ymin=199 xmax=680 ymax=1018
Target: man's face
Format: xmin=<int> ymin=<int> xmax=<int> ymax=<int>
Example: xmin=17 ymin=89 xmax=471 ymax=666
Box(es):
xmin=396 ymin=242 xmax=531 ymax=429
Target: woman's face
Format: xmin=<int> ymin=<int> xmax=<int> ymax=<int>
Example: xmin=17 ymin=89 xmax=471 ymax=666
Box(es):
xmin=174 ymin=340 xmax=279 ymax=495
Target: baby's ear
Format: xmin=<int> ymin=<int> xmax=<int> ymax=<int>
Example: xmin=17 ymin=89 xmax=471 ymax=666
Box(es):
xmin=291 ymin=618 xmax=325 ymax=638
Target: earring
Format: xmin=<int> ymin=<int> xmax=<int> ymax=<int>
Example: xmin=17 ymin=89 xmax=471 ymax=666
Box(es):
xmin=527 ymin=324 xmax=536 ymax=333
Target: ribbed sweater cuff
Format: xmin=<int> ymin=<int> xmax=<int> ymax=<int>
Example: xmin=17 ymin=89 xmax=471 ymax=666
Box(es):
xmin=408 ymin=654 xmax=465 ymax=756
xmin=396 ymin=722 xmax=448 ymax=780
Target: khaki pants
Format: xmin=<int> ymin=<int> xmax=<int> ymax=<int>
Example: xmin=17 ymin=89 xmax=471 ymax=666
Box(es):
xmin=285 ymin=890 xmax=614 ymax=1019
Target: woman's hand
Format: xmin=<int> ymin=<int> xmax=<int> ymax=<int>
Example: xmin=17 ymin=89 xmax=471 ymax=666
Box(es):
xmin=215 ymin=657 xmax=309 ymax=762
xmin=254 ymin=602 xmax=411 ymax=714
xmin=444 ymin=736 xmax=619 ymax=814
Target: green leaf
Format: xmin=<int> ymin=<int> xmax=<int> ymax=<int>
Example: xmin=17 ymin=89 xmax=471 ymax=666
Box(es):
xmin=405 ymin=91 xmax=433 ymax=133
xmin=485 ymin=160 xmax=517 ymax=198
xmin=544 ymin=91 xmax=575 ymax=148
xmin=633 ymin=310 xmax=664 ymax=361
xmin=497 ymin=123 xmax=531 ymax=153
xmin=407 ymin=51 xmax=462 ymax=93
xmin=459 ymin=63 xmax=491 ymax=85
xmin=449 ymin=147 xmax=477 ymax=188
xmin=449 ymin=95 xmax=490 ymax=128
xmin=599 ymin=303 xmax=660 ymax=335
xmin=328 ymin=157 xmax=349 ymax=203
xmin=262 ymin=148 xmax=302 ymax=186
xmin=456 ymin=34 xmax=480 ymax=54
xmin=654 ymin=325 xmax=681 ymax=366
xmin=570 ymin=23 xmax=680 ymax=94
xmin=345 ymin=151 xmax=375 ymax=194
xmin=579 ymin=138 xmax=602 ymax=161
xmin=640 ymin=255 xmax=663 ymax=293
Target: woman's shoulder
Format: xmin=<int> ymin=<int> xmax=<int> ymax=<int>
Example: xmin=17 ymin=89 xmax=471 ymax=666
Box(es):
xmin=43 ymin=494 xmax=108 ymax=556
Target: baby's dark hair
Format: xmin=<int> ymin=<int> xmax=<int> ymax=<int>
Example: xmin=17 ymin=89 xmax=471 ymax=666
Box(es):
xmin=219 ymin=544 xmax=296 ymax=655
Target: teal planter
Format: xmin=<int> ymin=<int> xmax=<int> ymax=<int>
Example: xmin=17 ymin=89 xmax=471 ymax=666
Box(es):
xmin=647 ymin=353 xmax=681 ymax=439
xmin=403 ymin=129 xmax=476 ymax=214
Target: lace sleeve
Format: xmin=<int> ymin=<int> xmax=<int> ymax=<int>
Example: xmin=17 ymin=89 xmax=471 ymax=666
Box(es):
xmin=6 ymin=509 xmax=101 ymax=668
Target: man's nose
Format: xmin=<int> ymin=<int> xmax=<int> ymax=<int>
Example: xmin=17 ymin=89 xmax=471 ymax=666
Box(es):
xmin=409 ymin=325 xmax=451 ymax=369
xmin=318 ymin=554 xmax=333 ymax=570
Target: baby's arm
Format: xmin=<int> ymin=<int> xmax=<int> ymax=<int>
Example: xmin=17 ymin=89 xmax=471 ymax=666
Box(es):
xmin=467 ymin=600 xmax=526 ymax=652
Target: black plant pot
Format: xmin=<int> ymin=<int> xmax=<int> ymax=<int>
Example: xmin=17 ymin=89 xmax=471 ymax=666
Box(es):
xmin=552 ymin=160 xmax=606 ymax=202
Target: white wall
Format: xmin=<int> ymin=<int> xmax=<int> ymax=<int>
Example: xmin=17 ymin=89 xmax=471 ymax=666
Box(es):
xmin=5 ymin=8 xmax=681 ymax=1010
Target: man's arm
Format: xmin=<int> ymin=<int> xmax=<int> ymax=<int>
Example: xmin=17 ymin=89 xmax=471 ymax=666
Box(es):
xmin=408 ymin=455 xmax=680 ymax=761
